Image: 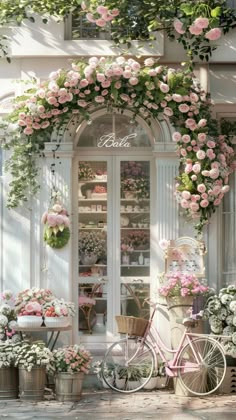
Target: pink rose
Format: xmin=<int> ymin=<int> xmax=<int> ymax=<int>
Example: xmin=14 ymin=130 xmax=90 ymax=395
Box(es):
xmin=95 ymin=96 xmax=105 ymax=103
xmin=86 ymin=13 xmax=96 ymax=23
xmin=189 ymin=25 xmax=203 ymax=36
xmin=144 ymin=58 xmax=155 ymax=67
xmin=194 ymin=17 xmax=209 ymax=29
xmin=97 ymin=6 xmax=108 ymax=15
xmin=159 ymin=83 xmax=170 ymax=93
xmin=191 ymin=175 xmax=197 ymax=181
xmin=163 ymin=107 xmax=173 ymax=116
xmin=178 ymin=104 xmax=190 ymax=113
xmin=214 ymin=198 xmax=221 ymax=206
xmin=47 ymin=214 xmax=58 ymax=227
xmin=129 ymin=77 xmax=139 ymax=86
xmin=198 ymin=133 xmax=207 ymax=142
xmin=200 ymin=199 xmax=209 ymax=208
xmin=182 ymin=134 xmax=191 ymax=143
xmin=25 ymin=301 xmax=42 ymax=314
xmin=190 ymin=202 xmax=199 ymax=212
xmin=205 ymin=28 xmax=221 ymax=41
xmin=198 ymin=119 xmax=207 ymax=127
xmin=172 ymin=132 xmax=182 ymax=142
xmin=221 ymin=185 xmax=230 ymax=193
xmin=207 ymin=140 xmax=216 ymax=148
xmin=182 ymin=191 xmax=191 ymax=200
xmin=181 ymin=199 xmax=189 ymax=209
xmin=173 ymin=19 xmax=185 ymax=34
xmin=197 ymin=184 xmax=206 ymax=193
xmin=95 ymin=18 xmax=106 ymax=27
xmin=23 ymin=127 xmax=33 ymax=135
xmin=189 ymin=92 xmax=199 ymax=102
xmin=196 ymin=150 xmax=206 ymax=160
xmin=192 ymin=163 xmax=201 ymax=174
xmin=209 ymin=168 xmax=219 ymax=179
xmin=172 ymin=94 xmax=183 ymax=102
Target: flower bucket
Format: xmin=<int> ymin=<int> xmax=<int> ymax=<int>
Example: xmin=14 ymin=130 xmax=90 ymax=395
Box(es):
xmin=18 ymin=366 xmax=46 ymax=401
xmin=0 ymin=367 xmax=19 ymax=400
xmin=17 ymin=316 xmax=43 ymax=328
xmin=55 ymin=372 xmax=84 ymax=402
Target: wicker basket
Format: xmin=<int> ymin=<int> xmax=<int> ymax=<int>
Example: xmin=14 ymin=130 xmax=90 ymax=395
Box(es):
xmin=115 ymin=315 xmax=149 ymax=337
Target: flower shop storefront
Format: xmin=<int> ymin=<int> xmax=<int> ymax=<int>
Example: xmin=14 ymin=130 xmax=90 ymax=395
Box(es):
xmin=71 ymin=109 xmax=177 ymax=346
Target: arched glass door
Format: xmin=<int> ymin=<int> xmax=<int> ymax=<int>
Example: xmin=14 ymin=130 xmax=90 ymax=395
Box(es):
xmin=76 ymin=112 xmax=153 ymax=341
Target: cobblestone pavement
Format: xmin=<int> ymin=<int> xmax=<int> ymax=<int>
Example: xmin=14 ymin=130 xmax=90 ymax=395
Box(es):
xmin=0 ymin=389 xmax=236 ymax=420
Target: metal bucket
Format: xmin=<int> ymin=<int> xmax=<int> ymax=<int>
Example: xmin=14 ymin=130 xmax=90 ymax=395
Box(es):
xmin=18 ymin=366 xmax=46 ymax=401
xmin=55 ymin=372 xmax=84 ymax=402
xmin=0 ymin=367 xmax=19 ymax=400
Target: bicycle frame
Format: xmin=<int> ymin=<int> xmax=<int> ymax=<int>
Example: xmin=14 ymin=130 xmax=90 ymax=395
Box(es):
xmin=136 ymin=304 xmax=224 ymax=378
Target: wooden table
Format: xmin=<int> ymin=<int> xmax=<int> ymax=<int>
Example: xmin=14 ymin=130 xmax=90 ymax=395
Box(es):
xmin=14 ymin=325 xmax=72 ymax=350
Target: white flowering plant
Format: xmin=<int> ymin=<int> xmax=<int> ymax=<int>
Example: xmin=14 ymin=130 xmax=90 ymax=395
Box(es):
xmin=49 ymin=344 xmax=92 ymax=374
xmin=0 ymin=341 xmax=21 ymax=368
xmin=14 ymin=341 xmax=53 ymax=372
xmin=204 ymin=285 xmax=236 ymax=357
xmin=0 ymin=290 xmax=18 ymax=341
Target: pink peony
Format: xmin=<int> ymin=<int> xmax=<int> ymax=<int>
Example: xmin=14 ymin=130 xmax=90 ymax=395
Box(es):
xmin=205 ymin=28 xmax=221 ymax=41
xmin=47 ymin=214 xmax=58 ymax=227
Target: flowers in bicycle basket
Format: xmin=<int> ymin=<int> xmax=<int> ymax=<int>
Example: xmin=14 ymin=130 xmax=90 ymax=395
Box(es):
xmin=203 ymin=285 xmax=236 ymax=357
xmin=41 ymin=201 xmax=70 ymax=249
xmin=158 ymin=273 xmax=209 ymax=298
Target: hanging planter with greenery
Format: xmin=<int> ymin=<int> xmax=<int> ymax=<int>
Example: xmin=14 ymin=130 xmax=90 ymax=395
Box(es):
xmin=0 ymin=55 xmax=235 ymax=235
xmin=41 ymin=200 xmax=70 ymax=249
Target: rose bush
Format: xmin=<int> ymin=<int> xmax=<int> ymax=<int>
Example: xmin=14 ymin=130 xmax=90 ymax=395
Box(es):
xmin=1 ymin=56 xmax=235 ymax=234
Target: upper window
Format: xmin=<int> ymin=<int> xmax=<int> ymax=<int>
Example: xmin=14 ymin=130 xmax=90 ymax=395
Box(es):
xmin=77 ymin=113 xmax=152 ymax=148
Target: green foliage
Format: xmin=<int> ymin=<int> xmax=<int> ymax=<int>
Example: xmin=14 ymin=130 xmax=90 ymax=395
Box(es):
xmin=43 ymin=227 xmax=70 ymax=248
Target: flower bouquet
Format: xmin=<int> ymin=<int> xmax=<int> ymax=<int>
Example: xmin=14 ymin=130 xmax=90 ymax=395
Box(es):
xmin=0 ymin=290 xmax=18 ymax=341
xmin=78 ymin=162 xmax=95 ymax=181
xmin=42 ymin=298 xmax=75 ymax=327
xmin=79 ymin=231 xmax=106 ymax=265
xmin=41 ymin=202 xmax=70 ymax=249
xmin=159 ymin=272 xmax=209 ymax=298
xmin=204 ymin=285 xmax=236 ymax=357
xmin=14 ymin=341 xmax=53 ymax=372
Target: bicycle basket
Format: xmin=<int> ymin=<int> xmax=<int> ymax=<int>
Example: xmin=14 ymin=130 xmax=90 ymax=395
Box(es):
xmin=115 ymin=315 xmax=149 ymax=337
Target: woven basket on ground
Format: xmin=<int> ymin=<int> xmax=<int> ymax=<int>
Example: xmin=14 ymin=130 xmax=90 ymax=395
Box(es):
xmin=115 ymin=315 xmax=149 ymax=337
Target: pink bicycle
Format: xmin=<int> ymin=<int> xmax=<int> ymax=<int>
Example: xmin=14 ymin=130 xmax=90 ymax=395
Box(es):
xmin=101 ymin=300 xmax=226 ymax=395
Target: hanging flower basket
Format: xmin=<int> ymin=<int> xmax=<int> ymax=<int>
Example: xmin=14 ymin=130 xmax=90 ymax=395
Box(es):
xmin=43 ymin=227 xmax=70 ymax=249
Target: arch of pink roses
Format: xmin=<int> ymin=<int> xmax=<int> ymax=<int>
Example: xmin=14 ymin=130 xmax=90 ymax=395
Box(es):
xmin=10 ymin=56 xmax=236 ymax=234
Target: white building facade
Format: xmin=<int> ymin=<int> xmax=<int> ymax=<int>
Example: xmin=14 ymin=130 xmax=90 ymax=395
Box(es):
xmin=0 ymin=13 xmax=235 ymax=353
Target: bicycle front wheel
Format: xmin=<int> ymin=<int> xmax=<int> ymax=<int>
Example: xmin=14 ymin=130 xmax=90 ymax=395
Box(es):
xmin=101 ymin=337 xmax=156 ymax=393
xmin=178 ymin=337 xmax=226 ymax=396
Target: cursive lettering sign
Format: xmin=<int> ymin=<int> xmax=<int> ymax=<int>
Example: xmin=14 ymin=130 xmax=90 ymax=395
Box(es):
xmin=97 ymin=133 xmax=137 ymax=148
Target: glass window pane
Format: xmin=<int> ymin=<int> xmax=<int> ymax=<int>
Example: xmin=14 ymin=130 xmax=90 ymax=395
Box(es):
xmin=78 ymin=114 xmax=151 ymax=148
xmin=78 ymin=161 xmax=107 ymax=335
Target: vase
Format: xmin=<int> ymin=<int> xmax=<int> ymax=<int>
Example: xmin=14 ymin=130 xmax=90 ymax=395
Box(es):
xmin=0 ymin=367 xmax=19 ymax=400
xmin=124 ymin=191 xmax=136 ymax=200
xmin=122 ymin=254 xmax=130 ymax=265
xmin=80 ymin=253 xmax=98 ymax=265
xmin=55 ymin=372 xmax=84 ymax=402
xmin=18 ymin=366 xmax=46 ymax=401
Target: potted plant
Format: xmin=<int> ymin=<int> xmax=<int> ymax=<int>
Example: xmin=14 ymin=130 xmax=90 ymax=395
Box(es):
xmin=14 ymin=341 xmax=53 ymax=401
xmin=49 ymin=344 xmax=92 ymax=401
xmin=42 ymin=298 xmax=75 ymax=327
xmin=79 ymin=231 xmax=106 ymax=265
xmin=0 ymin=290 xmax=18 ymax=341
xmin=92 ymin=360 xmax=114 ymax=388
xmin=0 ymin=341 xmax=21 ymax=399
xmin=140 ymin=363 xmax=159 ymax=390
xmin=15 ymin=287 xmax=54 ymax=328
xmin=204 ymin=285 xmax=236 ymax=357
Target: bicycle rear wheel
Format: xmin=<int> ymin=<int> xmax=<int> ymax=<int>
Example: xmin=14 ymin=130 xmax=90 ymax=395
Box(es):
xmin=101 ymin=337 xmax=156 ymax=393
xmin=178 ymin=337 xmax=226 ymax=396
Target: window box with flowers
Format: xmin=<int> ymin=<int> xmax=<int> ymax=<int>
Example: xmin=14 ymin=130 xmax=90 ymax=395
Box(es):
xmin=49 ymin=344 xmax=92 ymax=401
